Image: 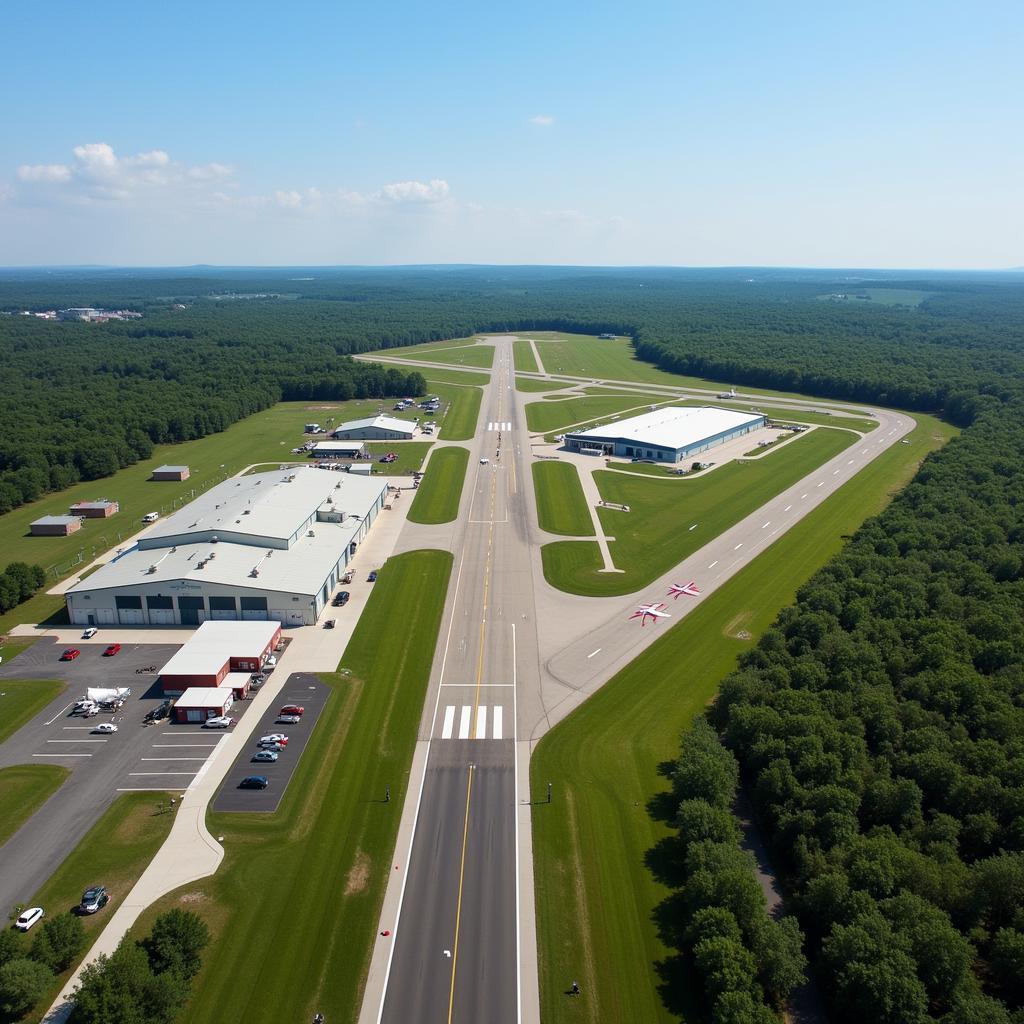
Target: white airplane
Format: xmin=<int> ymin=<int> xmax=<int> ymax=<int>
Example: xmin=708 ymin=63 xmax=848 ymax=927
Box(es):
xmin=668 ymin=581 xmax=701 ymax=599
xmin=629 ymin=602 xmax=671 ymax=626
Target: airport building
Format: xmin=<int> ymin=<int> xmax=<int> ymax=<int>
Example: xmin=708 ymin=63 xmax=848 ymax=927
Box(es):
xmin=332 ymin=415 xmax=415 ymax=441
xmin=30 ymin=515 xmax=82 ymax=536
xmin=158 ymin=620 xmax=281 ymax=698
xmin=65 ymin=466 xmax=388 ymax=627
xmin=310 ymin=441 xmax=365 ymax=459
xmin=563 ymin=406 xmax=766 ymax=463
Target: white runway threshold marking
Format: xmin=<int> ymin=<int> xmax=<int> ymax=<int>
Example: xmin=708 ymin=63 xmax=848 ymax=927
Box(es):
xmin=441 ymin=706 xmax=506 ymax=740
xmin=442 ymin=705 xmax=456 ymax=739
xmin=474 ymin=706 xmax=488 ymax=740
xmin=458 ymin=705 xmax=472 ymax=739
xmin=492 ymin=706 xmax=503 ymax=740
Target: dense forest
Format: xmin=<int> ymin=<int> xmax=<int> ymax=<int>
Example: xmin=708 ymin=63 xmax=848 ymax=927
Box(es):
xmin=3 ymin=265 xmax=1024 ymax=1019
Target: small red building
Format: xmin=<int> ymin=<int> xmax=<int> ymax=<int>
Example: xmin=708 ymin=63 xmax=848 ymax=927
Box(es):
xmin=30 ymin=515 xmax=82 ymax=536
xmin=173 ymin=687 xmax=235 ymax=723
xmin=69 ymin=499 xmax=119 ymax=519
xmin=152 ymin=465 xmax=190 ymax=481
xmin=158 ymin=620 xmax=281 ymax=697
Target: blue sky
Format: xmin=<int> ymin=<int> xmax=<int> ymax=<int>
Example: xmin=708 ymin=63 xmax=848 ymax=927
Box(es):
xmin=1 ymin=0 xmax=1021 ymax=267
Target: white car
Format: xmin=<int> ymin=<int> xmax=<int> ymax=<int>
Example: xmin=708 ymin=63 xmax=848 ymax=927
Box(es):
xmin=258 ymin=733 xmax=288 ymax=745
xmin=82 ymin=627 xmax=98 ymax=639
xmin=264 ymin=655 xmax=277 ymax=667
xmin=479 ymin=457 xmax=490 ymax=464
xmin=15 ymin=907 xmax=44 ymax=932
xmin=93 ymin=722 xmax=118 ymax=734
xmin=203 ymin=716 xmax=234 ymax=729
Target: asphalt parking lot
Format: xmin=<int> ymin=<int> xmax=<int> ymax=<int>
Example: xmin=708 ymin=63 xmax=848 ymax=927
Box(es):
xmin=213 ymin=673 xmax=330 ymax=813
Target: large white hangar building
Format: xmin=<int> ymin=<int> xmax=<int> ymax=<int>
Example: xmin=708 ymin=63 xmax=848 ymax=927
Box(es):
xmin=65 ymin=467 xmax=388 ymax=628
xmin=564 ymin=406 xmax=766 ymax=463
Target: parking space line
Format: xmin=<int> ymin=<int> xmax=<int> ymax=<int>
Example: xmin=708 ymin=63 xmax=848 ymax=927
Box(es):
xmin=33 ymin=753 xmax=91 ymax=757
xmin=734 ymin=543 xmax=743 ymax=550
xmin=45 ymin=703 xmax=75 ymax=726
xmin=46 ymin=739 xmax=107 ymax=743
xmin=708 ymin=560 xmax=718 ymax=568
xmin=783 ymin=505 xmax=792 ymax=512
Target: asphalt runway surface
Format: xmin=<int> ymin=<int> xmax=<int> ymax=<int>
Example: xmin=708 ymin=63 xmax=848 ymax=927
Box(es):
xmin=213 ymin=672 xmax=330 ymax=813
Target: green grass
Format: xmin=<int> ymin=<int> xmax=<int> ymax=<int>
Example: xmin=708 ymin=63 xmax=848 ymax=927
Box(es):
xmin=0 ymin=678 xmax=66 ymax=744
xmin=437 ymin=385 xmax=483 ymax=440
xmin=3 ymin=791 xmax=176 ymax=1021
xmin=526 ymin=394 xmax=673 ymax=434
xmin=0 ymin=637 xmax=37 ymax=665
xmin=130 ymin=550 xmax=453 ymax=1024
xmin=513 ymin=339 xmax=539 ymax=373
xmin=752 ymin=406 xmax=878 ymax=431
xmin=408 ymin=447 xmax=469 ymax=524
xmin=542 ymin=428 xmax=857 ymax=596
xmin=533 ymin=463 xmax=595 ymax=536
xmin=0 ymin=765 xmax=69 ymax=848
xmin=531 ymin=414 xmax=958 ymax=1024
xmin=516 ymin=377 xmax=569 ymax=393
xmin=817 ymin=288 xmax=933 ymax=307
xmin=380 ymin=342 xmax=495 ymax=368
xmin=423 ymin=368 xmax=492 ymax=387
xmin=361 ymin=441 xmax=434 ymax=475
xmin=368 ymin=336 xmax=480 ymax=357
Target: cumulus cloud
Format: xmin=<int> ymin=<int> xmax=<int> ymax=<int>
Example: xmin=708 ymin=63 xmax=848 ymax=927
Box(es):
xmin=529 ymin=114 xmax=555 ymax=126
xmin=187 ymin=162 xmax=233 ymax=181
xmin=375 ymin=179 xmax=450 ymax=204
xmin=17 ymin=163 xmax=72 ymax=183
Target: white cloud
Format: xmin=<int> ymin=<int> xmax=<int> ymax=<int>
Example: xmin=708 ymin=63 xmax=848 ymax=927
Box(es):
xmin=188 ymin=162 xmax=233 ymax=181
xmin=17 ymin=163 xmax=72 ymax=183
xmin=529 ymin=114 xmax=555 ymax=126
xmin=375 ymin=179 xmax=450 ymax=204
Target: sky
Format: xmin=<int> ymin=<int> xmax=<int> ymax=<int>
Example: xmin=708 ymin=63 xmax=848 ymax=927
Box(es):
xmin=1 ymin=0 xmax=1022 ymax=268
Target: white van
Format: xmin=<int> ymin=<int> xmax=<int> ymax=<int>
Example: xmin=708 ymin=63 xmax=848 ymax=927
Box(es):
xmin=142 ymin=512 xmax=160 ymax=524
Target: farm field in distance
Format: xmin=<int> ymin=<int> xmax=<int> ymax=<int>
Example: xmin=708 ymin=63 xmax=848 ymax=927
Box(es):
xmin=531 ymin=412 xmax=957 ymax=1024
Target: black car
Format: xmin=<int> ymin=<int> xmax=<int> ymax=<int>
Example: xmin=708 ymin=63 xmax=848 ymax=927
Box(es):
xmin=239 ymin=776 xmax=269 ymax=790
xmin=324 ymin=618 xmax=336 ymax=629
xmin=79 ymin=886 xmax=109 ymax=914
xmin=336 ymin=591 xmax=350 ymax=605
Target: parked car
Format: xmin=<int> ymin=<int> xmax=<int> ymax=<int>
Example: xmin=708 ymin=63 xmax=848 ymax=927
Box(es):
xmin=102 ymin=643 xmax=121 ymax=657
xmin=93 ymin=723 xmax=118 ymax=734
xmin=60 ymin=648 xmax=81 ymax=661
xmin=258 ymin=741 xmax=286 ymax=752
xmin=142 ymin=512 xmax=160 ymax=523
xmin=334 ymin=591 xmax=350 ymax=606
xmin=259 ymin=734 xmax=288 ymax=745
xmin=79 ymin=886 xmax=109 ymax=915
xmin=276 ymin=714 xmax=301 ymax=725
xmin=341 ymin=570 xmax=354 ymax=584
xmin=239 ymin=776 xmax=269 ymax=789
xmin=279 ymin=705 xmax=305 ymax=716
xmin=15 ymin=907 xmax=45 ymax=932
xmin=324 ymin=618 xmax=336 ymax=629
xmin=203 ymin=716 xmax=234 ymax=729
xmin=252 ymin=750 xmax=279 ymax=763
xmin=264 ymin=655 xmax=277 ymax=667
xmin=480 ymin=457 xmax=490 ymax=464
xmin=81 ymin=627 xmax=98 ymax=639
xmin=367 ymin=570 xmax=378 ymax=582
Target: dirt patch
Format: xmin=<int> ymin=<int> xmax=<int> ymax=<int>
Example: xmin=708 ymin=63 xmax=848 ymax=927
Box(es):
xmin=345 ymin=850 xmax=371 ymax=895
xmin=723 ymin=612 xmax=753 ymax=640
xmin=179 ymin=891 xmax=207 ymax=904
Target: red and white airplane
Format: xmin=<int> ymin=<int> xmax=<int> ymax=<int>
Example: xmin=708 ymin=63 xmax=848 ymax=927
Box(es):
xmin=630 ymin=602 xmax=671 ymax=626
xmin=668 ymin=581 xmax=701 ymax=599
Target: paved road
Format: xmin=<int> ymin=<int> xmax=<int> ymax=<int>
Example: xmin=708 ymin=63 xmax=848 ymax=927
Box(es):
xmin=379 ymin=342 xmax=533 ymax=1024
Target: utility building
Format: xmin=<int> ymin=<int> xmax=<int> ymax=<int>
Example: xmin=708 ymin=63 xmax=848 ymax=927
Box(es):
xmin=564 ymin=406 xmax=766 ymax=463
xmin=69 ymin=500 xmax=119 ymax=519
xmin=151 ymin=465 xmax=190 ymax=481
xmin=30 ymin=515 xmax=82 ymax=536
xmin=65 ymin=467 xmax=387 ymax=627
xmin=332 ymin=415 xmax=415 ymax=441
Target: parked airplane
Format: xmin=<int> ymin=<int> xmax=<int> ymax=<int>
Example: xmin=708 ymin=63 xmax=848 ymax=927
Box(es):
xmin=630 ymin=603 xmax=671 ymax=626
xmin=668 ymin=581 xmax=701 ymax=599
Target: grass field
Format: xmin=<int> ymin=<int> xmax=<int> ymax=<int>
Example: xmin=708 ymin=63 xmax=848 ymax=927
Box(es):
xmin=4 ymin=791 xmax=176 ymax=1020
xmin=408 ymin=447 xmax=469 ymax=524
xmin=422 ymin=368 xmax=492 ymax=387
xmin=541 ymin=428 xmax=857 ymax=596
xmin=526 ymin=394 xmax=673 ymax=434
xmin=0 ymin=678 xmax=66 ymax=744
xmin=750 ymin=405 xmax=878 ymax=431
xmin=0 ymin=765 xmax=68 ymax=848
xmin=816 ymin=288 xmax=933 ymax=307
xmin=381 ymin=341 xmax=495 ymax=369
xmin=516 ymin=377 xmax=568 ymax=393
xmin=531 ymin=414 xmax=957 ymax=1024
xmin=129 ymin=549 xmax=453 ymax=1024
xmin=532 ymin=463 xmax=594 ymax=537
xmin=438 ymin=385 xmax=482 ymax=440
xmin=513 ymin=339 xmax=539 ymax=373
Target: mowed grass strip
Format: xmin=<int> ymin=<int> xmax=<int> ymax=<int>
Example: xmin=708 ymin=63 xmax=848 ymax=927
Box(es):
xmin=543 ymin=428 xmax=857 ymax=596
xmin=423 ymin=368 xmax=492 ymax=386
xmin=526 ymin=394 xmax=671 ymax=434
xmin=133 ymin=550 xmax=453 ymax=1024
xmin=533 ymin=463 xmax=594 ymax=537
xmin=0 ymin=764 xmax=69 ymax=848
xmin=513 ymin=339 xmax=539 ymax=373
xmin=531 ymin=415 xmax=957 ymax=1024
xmin=438 ymin=385 xmax=482 ymax=441
xmin=0 ymin=678 xmax=66 ymax=744
xmin=516 ymin=377 xmax=569 ymax=393
xmin=4 ymin=791 xmax=176 ymax=1018
xmin=384 ymin=342 xmax=495 ymax=368
xmin=408 ymin=447 xmax=469 ymax=524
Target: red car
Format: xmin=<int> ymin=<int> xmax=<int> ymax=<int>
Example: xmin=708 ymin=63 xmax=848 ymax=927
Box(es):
xmin=60 ymin=648 xmax=81 ymax=661
xmin=279 ymin=705 xmax=305 ymax=716
xmin=103 ymin=644 xmax=121 ymax=657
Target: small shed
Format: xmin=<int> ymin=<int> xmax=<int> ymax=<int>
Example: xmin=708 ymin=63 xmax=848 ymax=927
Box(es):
xmin=69 ymin=500 xmax=119 ymax=519
xmin=173 ymin=686 xmax=234 ymax=723
xmin=30 ymin=515 xmax=82 ymax=536
xmin=152 ymin=465 xmax=190 ymax=481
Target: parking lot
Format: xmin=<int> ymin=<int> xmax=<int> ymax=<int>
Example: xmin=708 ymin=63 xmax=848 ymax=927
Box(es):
xmin=213 ymin=673 xmax=330 ymax=813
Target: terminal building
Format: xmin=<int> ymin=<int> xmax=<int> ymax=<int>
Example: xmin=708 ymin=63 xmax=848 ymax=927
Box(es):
xmin=332 ymin=415 xmax=415 ymax=441
xmin=563 ymin=406 xmax=766 ymax=463
xmin=65 ymin=466 xmax=388 ymax=628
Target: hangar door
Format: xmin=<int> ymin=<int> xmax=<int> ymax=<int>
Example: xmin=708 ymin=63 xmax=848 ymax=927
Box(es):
xmin=146 ymin=596 xmax=174 ymax=625
xmin=240 ymin=597 xmax=268 ymax=621
xmin=115 ymin=595 xmax=144 ymax=625
xmin=178 ymin=596 xmax=206 ymax=626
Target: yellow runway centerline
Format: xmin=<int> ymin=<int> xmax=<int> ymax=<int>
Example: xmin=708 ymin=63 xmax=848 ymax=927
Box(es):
xmin=446 ymin=763 xmax=476 ymax=1024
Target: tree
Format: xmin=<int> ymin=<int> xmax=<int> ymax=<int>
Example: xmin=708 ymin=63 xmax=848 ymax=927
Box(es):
xmin=751 ymin=915 xmax=807 ymax=1004
xmin=0 ymin=929 xmax=22 ymax=969
xmin=712 ymin=989 xmax=779 ymax=1024
xmin=0 ymin=956 xmax=53 ymax=1018
xmin=990 ymin=928 xmax=1024 ymax=1007
xmin=142 ymin=909 xmax=210 ymax=980
xmin=31 ymin=912 xmax=87 ymax=972
xmin=694 ymin=935 xmax=759 ymax=1001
